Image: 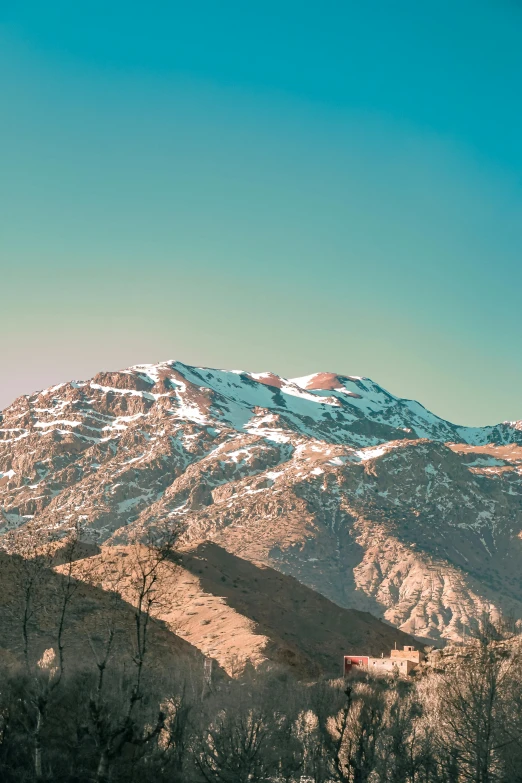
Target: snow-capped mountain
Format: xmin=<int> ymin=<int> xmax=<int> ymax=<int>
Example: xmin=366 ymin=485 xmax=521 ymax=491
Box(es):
xmin=1 ymin=360 xmax=522 ymax=643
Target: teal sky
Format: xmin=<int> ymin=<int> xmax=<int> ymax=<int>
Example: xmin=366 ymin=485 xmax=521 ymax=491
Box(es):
xmin=1 ymin=1 xmax=521 ymax=424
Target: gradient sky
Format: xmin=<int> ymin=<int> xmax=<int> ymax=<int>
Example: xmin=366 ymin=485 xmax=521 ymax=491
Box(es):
xmin=1 ymin=1 xmax=521 ymax=424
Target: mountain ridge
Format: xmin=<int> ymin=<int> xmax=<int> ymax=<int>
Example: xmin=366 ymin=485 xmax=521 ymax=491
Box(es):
xmin=1 ymin=359 xmax=521 ymax=645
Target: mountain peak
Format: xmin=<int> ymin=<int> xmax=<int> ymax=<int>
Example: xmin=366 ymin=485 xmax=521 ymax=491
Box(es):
xmin=1 ymin=357 xmax=522 ymax=645
xmin=291 ymin=372 xmax=361 ymax=391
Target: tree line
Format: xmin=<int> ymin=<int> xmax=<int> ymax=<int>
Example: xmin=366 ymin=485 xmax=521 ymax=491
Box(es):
xmin=1 ymin=530 xmax=522 ymax=782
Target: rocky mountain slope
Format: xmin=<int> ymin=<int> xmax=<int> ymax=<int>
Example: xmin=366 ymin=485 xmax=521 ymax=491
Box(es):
xmin=1 ymin=360 xmax=521 ymax=644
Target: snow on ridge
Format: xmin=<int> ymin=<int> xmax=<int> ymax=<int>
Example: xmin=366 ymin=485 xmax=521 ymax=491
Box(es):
xmin=4 ymin=360 xmax=520 ymax=449
xmin=291 ymin=373 xmax=329 ymax=389
xmin=34 ymin=419 xmax=82 ymax=429
xmin=170 ymin=364 xmax=342 ymax=425
xmin=354 ymin=443 xmax=401 ymax=462
xmin=250 ymin=372 xmax=277 ymax=380
xmin=504 ymin=420 xmax=522 ymax=430
xmin=290 ymin=372 xmax=367 ymax=390
xmin=134 ymin=363 xmax=457 ymax=441
xmin=289 ymin=373 xmax=452 ymax=432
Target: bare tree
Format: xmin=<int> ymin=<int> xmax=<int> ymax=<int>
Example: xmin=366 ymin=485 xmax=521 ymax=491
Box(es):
xmin=32 ymin=531 xmax=81 ymax=779
xmin=154 ymin=689 xmax=192 ymax=779
xmin=427 ymin=619 xmax=522 ymax=783
xmin=3 ymin=525 xmax=54 ymax=670
xmin=85 ymin=532 xmax=179 ymax=782
xmin=378 ymin=685 xmax=431 ymax=783
xmin=319 ymin=680 xmax=384 ymax=783
xmin=193 ymin=703 xmax=272 ymax=783
xmin=1 ymin=525 xmax=82 ymax=779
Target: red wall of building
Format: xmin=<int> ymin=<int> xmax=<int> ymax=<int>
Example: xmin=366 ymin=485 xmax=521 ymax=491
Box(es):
xmin=344 ymin=656 xmax=369 ymax=674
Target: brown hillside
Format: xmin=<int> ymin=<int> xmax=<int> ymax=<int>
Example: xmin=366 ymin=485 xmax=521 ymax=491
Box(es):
xmin=69 ymin=541 xmax=418 ymax=678
xmin=0 ymin=549 xmax=209 ymax=680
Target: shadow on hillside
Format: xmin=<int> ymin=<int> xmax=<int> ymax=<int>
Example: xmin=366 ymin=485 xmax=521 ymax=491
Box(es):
xmin=176 ymin=541 xmax=415 ymax=677
xmin=0 ymin=549 xmax=209 ymax=677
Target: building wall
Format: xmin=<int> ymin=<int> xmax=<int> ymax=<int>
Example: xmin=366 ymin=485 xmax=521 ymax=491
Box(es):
xmin=344 ymin=654 xmax=417 ymax=677
xmin=367 ymin=657 xmax=415 ymax=675
xmin=390 ymin=647 xmax=424 ymax=664
xmin=344 ymin=656 xmax=369 ymax=674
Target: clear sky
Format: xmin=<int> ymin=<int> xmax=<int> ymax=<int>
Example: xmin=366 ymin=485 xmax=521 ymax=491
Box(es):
xmin=1 ymin=1 xmax=521 ymax=424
